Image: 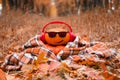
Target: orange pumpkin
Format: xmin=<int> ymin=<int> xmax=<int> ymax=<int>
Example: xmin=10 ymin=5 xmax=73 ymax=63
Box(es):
xmin=44 ymin=28 xmax=70 ymax=46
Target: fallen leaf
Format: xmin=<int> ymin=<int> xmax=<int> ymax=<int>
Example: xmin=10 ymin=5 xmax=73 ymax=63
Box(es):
xmin=102 ymin=71 xmax=115 ymax=80
xmin=21 ymin=64 xmax=34 ymax=75
xmin=0 ymin=69 xmax=6 ymax=80
xmin=39 ymin=63 xmax=49 ymax=75
xmin=6 ymin=74 xmax=15 ymax=80
xmin=49 ymin=61 xmax=61 ymax=71
xmin=34 ymin=51 xmax=48 ymax=66
xmin=118 ymin=49 xmax=120 ymax=53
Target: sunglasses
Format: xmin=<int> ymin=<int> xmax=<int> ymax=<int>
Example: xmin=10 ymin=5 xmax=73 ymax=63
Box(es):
xmin=46 ymin=32 xmax=68 ymax=38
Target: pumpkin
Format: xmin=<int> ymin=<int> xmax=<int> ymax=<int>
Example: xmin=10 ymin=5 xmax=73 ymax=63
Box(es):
xmin=44 ymin=28 xmax=70 ymax=46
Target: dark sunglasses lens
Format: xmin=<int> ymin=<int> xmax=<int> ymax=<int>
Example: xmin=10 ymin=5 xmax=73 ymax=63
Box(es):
xmin=48 ymin=32 xmax=56 ymax=38
xmin=59 ymin=32 xmax=67 ymax=37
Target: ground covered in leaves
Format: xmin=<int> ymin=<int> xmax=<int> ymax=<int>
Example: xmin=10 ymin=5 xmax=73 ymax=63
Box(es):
xmin=0 ymin=9 xmax=120 ymax=80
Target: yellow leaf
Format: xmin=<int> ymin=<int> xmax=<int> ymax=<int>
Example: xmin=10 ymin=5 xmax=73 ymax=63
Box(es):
xmin=61 ymin=62 xmax=74 ymax=73
xmin=34 ymin=51 xmax=48 ymax=66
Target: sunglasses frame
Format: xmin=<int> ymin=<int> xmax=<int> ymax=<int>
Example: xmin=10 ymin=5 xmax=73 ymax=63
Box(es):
xmin=45 ymin=32 xmax=69 ymax=38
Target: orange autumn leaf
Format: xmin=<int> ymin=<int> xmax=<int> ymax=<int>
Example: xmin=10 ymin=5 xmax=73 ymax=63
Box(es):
xmin=25 ymin=73 xmax=33 ymax=80
xmin=34 ymin=51 xmax=48 ymax=66
xmin=100 ymin=63 xmax=108 ymax=71
xmin=0 ymin=69 xmax=6 ymax=80
xmin=61 ymin=62 xmax=74 ymax=73
xmin=72 ymin=55 xmax=81 ymax=62
xmin=102 ymin=71 xmax=115 ymax=80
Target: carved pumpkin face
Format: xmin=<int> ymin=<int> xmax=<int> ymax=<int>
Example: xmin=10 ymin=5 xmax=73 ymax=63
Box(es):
xmin=44 ymin=28 xmax=70 ymax=45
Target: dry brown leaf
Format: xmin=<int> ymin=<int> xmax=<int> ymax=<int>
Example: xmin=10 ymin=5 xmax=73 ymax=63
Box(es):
xmin=118 ymin=49 xmax=120 ymax=53
xmin=49 ymin=61 xmax=61 ymax=71
xmin=76 ymin=66 xmax=104 ymax=80
xmin=39 ymin=63 xmax=49 ymax=75
xmin=6 ymin=74 xmax=15 ymax=80
xmin=21 ymin=64 xmax=34 ymax=75
xmin=13 ymin=45 xmax=23 ymax=52
xmin=64 ymin=73 xmax=74 ymax=80
xmin=25 ymin=73 xmax=33 ymax=80
xmin=0 ymin=69 xmax=6 ymax=80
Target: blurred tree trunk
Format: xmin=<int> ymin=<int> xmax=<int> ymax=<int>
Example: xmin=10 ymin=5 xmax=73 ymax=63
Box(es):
xmin=2 ymin=0 xmax=6 ymax=10
xmin=8 ymin=0 xmax=14 ymax=10
xmin=49 ymin=0 xmax=58 ymax=17
xmin=0 ymin=0 xmax=2 ymax=3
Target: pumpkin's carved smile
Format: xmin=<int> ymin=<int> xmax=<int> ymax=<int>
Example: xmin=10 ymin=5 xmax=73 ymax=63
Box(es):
xmin=56 ymin=40 xmax=64 ymax=43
